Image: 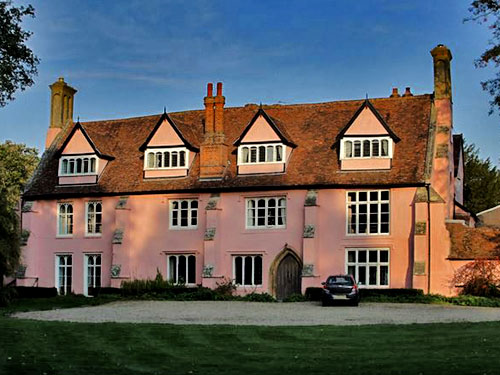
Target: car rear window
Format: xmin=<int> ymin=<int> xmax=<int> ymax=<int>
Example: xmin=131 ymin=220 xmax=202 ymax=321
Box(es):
xmin=327 ymin=276 xmax=354 ymax=286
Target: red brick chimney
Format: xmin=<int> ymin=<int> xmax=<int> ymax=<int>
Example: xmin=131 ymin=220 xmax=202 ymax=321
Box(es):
xmin=430 ymin=44 xmax=454 ymax=218
xmin=45 ymin=77 xmax=77 ymax=149
xmin=200 ymin=82 xmax=228 ymax=180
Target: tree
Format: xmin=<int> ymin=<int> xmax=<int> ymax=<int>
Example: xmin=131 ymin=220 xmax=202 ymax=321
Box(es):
xmin=467 ymin=1 xmax=500 ymax=114
xmin=0 ymin=0 xmax=39 ymax=107
xmin=463 ymin=142 xmax=500 ymax=214
xmin=0 ymin=141 xmax=39 ymax=287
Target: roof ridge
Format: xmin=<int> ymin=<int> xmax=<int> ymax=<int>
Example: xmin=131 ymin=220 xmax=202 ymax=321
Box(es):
xmin=79 ymin=94 xmax=433 ymax=126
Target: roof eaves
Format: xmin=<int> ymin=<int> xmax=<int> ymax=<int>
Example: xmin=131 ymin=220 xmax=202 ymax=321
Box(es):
xmin=55 ymin=122 xmax=114 ymax=160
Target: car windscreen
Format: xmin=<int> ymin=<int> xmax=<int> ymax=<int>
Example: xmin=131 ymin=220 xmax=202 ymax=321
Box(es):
xmin=327 ymin=276 xmax=354 ymax=286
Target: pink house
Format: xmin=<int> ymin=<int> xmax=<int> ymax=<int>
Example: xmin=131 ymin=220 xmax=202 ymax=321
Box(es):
xmin=19 ymin=45 xmax=475 ymax=298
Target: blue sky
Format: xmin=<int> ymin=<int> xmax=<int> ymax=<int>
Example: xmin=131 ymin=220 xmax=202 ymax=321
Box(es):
xmin=0 ymin=0 xmax=498 ymax=164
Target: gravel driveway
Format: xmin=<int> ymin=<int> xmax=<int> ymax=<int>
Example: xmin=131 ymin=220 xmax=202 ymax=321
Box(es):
xmin=12 ymin=301 xmax=500 ymax=326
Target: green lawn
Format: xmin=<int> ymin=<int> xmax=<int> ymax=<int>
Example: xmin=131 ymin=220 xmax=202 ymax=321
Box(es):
xmin=1 ymin=298 xmax=500 ymax=375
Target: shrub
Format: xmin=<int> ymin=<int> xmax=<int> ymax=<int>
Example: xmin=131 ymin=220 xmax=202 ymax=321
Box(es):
xmin=14 ymin=286 xmax=57 ymax=299
xmin=283 ymin=293 xmax=307 ymax=302
xmin=359 ymin=288 xmax=424 ymax=298
xmin=121 ymin=270 xmax=182 ymax=297
xmin=305 ymin=287 xmax=323 ymax=301
xmin=91 ymin=287 xmax=122 ymax=296
xmin=240 ymin=292 xmax=276 ymax=302
xmin=213 ymin=277 xmax=236 ymax=298
xmin=0 ymin=287 xmax=17 ymax=307
xmin=452 ymin=257 xmax=500 ymax=297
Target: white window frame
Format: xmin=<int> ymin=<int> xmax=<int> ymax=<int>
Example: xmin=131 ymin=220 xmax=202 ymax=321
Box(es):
xmin=245 ymin=197 xmax=286 ymax=229
xmin=232 ymin=255 xmax=263 ymax=287
xmin=57 ymin=202 xmax=74 ymax=237
xmin=144 ymin=147 xmax=189 ymax=170
xmin=340 ymin=137 xmax=393 ymax=160
xmin=167 ymin=254 xmax=197 ymax=285
xmin=59 ymin=155 xmax=99 ymax=176
xmin=345 ymin=248 xmax=390 ymax=288
xmin=84 ymin=253 xmax=102 ymax=296
xmin=55 ymin=254 xmax=73 ymax=295
xmin=237 ymin=143 xmax=286 ymax=165
xmin=169 ymin=199 xmax=198 ymax=229
xmin=85 ymin=201 xmax=103 ymax=237
xmin=346 ymin=190 xmax=390 ymax=235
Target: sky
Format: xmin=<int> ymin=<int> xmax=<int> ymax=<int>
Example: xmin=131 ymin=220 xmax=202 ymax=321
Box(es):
xmin=0 ymin=0 xmax=499 ymax=165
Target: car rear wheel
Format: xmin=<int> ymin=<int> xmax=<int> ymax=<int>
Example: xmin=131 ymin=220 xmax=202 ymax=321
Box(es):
xmin=321 ymin=300 xmax=330 ymax=307
xmin=351 ymin=301 xmax=359 ymax=307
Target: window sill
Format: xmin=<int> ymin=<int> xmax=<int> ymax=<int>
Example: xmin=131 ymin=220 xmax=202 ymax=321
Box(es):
xmin=345 ymin=233 xmax=390 ymax=237
xmin=244 ymin=227 xmax=287 ymax=234
xmin=85 ymin=234 xmax=102 ymax=238
xmin=169 ymin=226 xmax=199 ymax=231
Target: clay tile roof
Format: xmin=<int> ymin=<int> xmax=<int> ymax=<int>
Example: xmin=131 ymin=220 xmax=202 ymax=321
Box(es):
xmin=23 ymin=94 xmax=433 ymax=199
xmin=447 ymin=223 xmax=500 ymax=259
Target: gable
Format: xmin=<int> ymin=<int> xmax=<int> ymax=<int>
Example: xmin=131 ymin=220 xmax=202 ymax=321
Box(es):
xmin=147 ymin=119 xmax=184 ymax=147
xmin=240 ymin=114 xmax=281 ymax=143
xmin=344 ymin=106 xmax=389 ymax=136
xmin=61 ymin=128 xmax=95 ymax=154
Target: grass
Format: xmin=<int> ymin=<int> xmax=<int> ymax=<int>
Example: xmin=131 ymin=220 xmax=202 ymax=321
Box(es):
xmin=1 ymin=298 xmax=500 ymax=374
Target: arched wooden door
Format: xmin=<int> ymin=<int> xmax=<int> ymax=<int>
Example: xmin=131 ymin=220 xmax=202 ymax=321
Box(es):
xmin=276 ymin=254 xmax=301 ymax=300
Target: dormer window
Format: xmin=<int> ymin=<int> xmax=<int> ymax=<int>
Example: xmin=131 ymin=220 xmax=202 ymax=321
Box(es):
xmin=144 ymin=148 xmax=189 ymax=170
xmin=238 ymin=143 xmax=284 ymax=165
xmin=341 ymin=137 xmax=392 ymax=160
xmin=59 ymin=155 xmax=98 ymax=176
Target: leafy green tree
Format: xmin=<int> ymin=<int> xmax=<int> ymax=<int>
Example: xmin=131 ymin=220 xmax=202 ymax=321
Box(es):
xmin=0 ymin=0 xmax=39 ymax=107
xmin=466 ymin=0 xmax=500 ymax=114
xmin=463 ymin=142 xmax=500 ymax=213
xmin=0 ymin=141 xmax=39 ymax=287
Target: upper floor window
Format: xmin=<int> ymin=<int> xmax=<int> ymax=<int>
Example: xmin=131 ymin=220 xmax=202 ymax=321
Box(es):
xmin=238 ymin=144 xmax=284 ymax=165
xmin=59 ymin=155 xmax=97 ymax=176
xmin=145 ymin=148 xmax=188 ymax=170
xmin=57 ymin=203 xmax=73 ymax=236
xmin=86 ymin=201 xmax=102 ymax=236
xmin=347 ymin=191 xmax=389 ymax=235
xmin=170 ymin=199 xmax=198 ymax=229
xmin=341 ymin=137 xmax=392 ymax=159
xmin=246 ymin=197 xmax=286 ymax=229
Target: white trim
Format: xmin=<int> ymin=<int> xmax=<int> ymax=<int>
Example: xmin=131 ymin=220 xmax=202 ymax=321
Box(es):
xmin=58 ymin=155 xmax=99 ymax=176
xmin=144 ymin=147 xmax=189 ymax=170
xmin=169 ymin=199 xmax=198 ymax=229
xmin=57 ymin=202 xmax=74 ymax=237
xmin=55 ymin=254 xmax=73 ymax=295
xmin=340 ymin=136 xmax=393 ymax=160
xmin=345 ymin=248 xmax=390 ymax=288
xmin=477 ymin=204 xmax=500 ymax=216
xmin=232 ymin=254 xmax=263 ymax=287
xmin=166 ymin=254 xmax=197 ymax=285
xmin=237 ymin=143 xmax=286 ymax=165
xmin=84 ymin=253 xmax=102 ymax=296
xmin=85 ymin=201 xmax=103 ymax=237
xmin=345 ymin=190 xmax=390 ymax=236
xmin=245 ymin=196 xmax=287 ymax=229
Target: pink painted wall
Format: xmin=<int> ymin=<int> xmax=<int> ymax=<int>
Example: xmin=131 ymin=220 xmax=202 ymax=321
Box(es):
xmin=341 ymin=158 xmax=391 ymax=170
xmin=59 ymin=175 xmax=98 ymax=185
xmin=144 ymin=169 xmax=188 ymax=178
xmin=238 ymin=163 xmax=285 ymax=174
xmin=61 ymin=128 xmax=94 ymax=154
xmin=21 ymin=186 xmax=465 ymax=296
xmin=241 ymin=115 xmax=281 ymax=142
xmin=344 ymin=107 xmax=388 ymax=135
xmin=147 ymin=119 xmax=184 ymax=147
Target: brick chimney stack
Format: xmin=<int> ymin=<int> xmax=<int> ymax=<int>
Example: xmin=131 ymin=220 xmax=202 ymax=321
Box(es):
xmin=430 ymin=44 xmax=454 ymax=218
xmin=45 ymin=77 xmax=77 ymax=149
xmin=200 ymin=82 xmax=228 ymax=180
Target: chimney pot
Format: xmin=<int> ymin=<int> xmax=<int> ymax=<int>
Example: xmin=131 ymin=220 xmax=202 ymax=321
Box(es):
xmin=403 ymin=87 xmax=413 ymax=97
xmin=207 ymin=83 xmax=213 ymax=97
xmin=216 ymin=82 xmax=223 ymax=96
xmin=390 ymin=87 xmax=400 ymax=98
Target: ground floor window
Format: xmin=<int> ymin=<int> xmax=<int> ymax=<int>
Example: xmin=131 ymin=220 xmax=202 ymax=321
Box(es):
xmin=85 ymin=254 xmax=101 ymax=295
xmin=233 ymin=255 xmax=263 ymax=286
xmin=167 ymin=254 xmax=196 ymax=285
xmin=56 ymin=254 xmax=72 ymax=295
xmin=346 ymin=248 xmax=389 ymax=287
